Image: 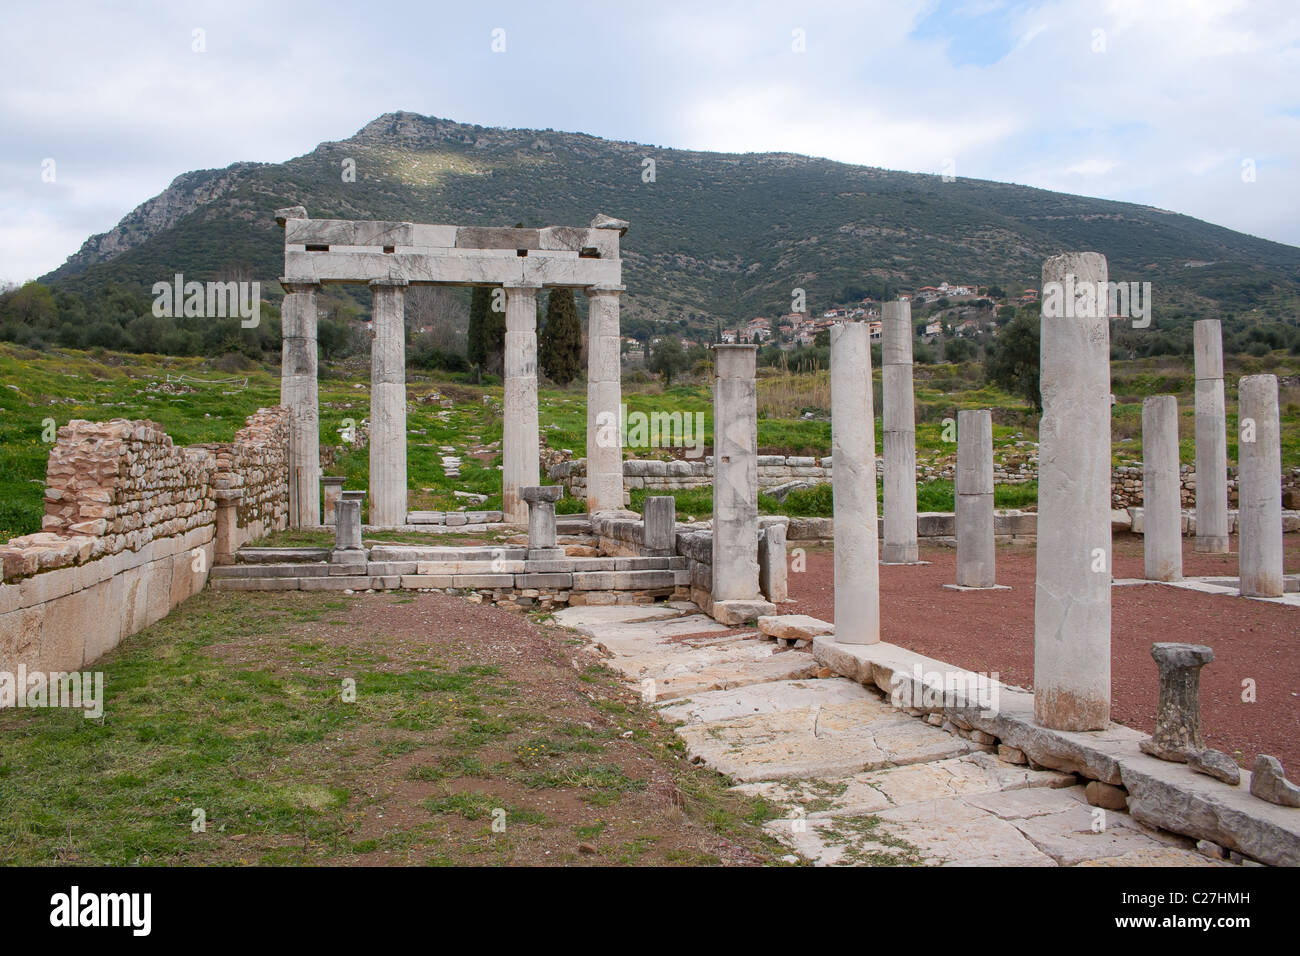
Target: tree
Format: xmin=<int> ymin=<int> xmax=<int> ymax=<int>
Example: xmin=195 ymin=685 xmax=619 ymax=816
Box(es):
xmin=649 ymin=336 xmax=691 ymax=385
xmin=985 ymin=310 xmax=1041 ymax=410
xmin=467 ymin=286 xmax=491 ymax=367
xmin=538 ymin=288 xmax=582 ymax=385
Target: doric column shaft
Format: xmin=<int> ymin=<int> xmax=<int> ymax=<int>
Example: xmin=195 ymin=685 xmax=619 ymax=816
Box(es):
xmin=1142 ymin=396 xmax=1183 ymax=582
xmin=882 ymin=299 xmax=918 ymax=563
xmin=831 ymin=323 xmax=880 ymax=644
xmin=368 ymin=279 xmax=408 ymax=528
xmin=503 ymin=282 xmax=540 ymax=524
xmin=1033 ymin=252 xmax=1111 ymax=731
xmin=585 ymin=285 xmax=625 ymax=513
xmin=280 ymin=279 xmax=321 ymax=528
xmin=711 ymin=345 xmax=761 ymax=602
xmin=1193 ymin=319 xmax=1229 ymax=553
xmin=955 ymin=409 xmax=995 ymax=588
xmin=1238 ymin=374 xmax=1283 ymax=597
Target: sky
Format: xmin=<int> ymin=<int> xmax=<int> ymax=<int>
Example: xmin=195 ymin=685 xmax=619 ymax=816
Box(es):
xmin=2 ymin=0 xmax=1298 ymax=286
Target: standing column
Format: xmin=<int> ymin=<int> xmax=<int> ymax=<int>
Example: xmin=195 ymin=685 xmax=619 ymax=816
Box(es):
xmin=503 ymin=282 xmax=541 ymax=524
xmin=368 ymin=278 xmax=408 ymax=528
xmin=1142 ymin=396 xmax=1183 ymax=582
xmin=280 ymin=279 xmax=321 ymax=528
xmin=711 ymin=344 xmax=772 ymax=624
xmin=1238 ymin=375 xmax=1283 ymax=598
xmin=1034 ymin=252 xmax=1111 ymax=732
xmin=1194 ymin=319 xmax=1229 ymax=553
xmin=831 ymin=323 xmax=880 ymax=644
xmin=882 ymin=299 xmax=919 ymax=563
xmin=954 ymin=409 xmax=996 ymax=588
xmin=585 ymin=285 xmax=625 ymax=513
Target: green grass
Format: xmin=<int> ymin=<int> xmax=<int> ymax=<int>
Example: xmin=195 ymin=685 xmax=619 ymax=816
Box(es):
xmin=2 ymin=343 xmax=1295 ymax=540
xmin=0 ymin=589 xmax=786 ymax=865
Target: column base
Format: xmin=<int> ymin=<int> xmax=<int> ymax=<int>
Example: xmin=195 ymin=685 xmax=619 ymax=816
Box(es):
xmin=881 ymin=543 xmax=920 ymax=564
xmin=1194 ymin=535 xmax=1230 ymax=553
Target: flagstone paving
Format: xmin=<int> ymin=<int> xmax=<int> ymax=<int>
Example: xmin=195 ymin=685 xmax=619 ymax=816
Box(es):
xmin=553 ymin=602 xmax=1227 ymax=867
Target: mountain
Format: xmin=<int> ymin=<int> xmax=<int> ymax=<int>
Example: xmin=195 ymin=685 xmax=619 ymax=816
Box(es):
xmin=42 ymin=111 xmax=1300 ymax=332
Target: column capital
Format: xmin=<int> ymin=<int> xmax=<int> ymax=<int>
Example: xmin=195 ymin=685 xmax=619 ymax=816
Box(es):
xmin=279 ymin=277 xmax=320 ymax=294
xmin=584 ymin=284 xmax=625 ymax=296
xmin=369 ymin=277 xmax=409 ymax=289
xmin=503 ymin=280 xmax=542 ymax=291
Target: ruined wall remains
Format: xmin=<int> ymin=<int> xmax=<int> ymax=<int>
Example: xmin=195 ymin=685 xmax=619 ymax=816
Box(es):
xmin=0 ymin=409 xmax=290 ymax=680
xmin=552 ymin=457 xmax=1300 ymax=511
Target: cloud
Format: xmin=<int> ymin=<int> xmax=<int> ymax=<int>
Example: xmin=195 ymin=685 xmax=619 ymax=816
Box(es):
xmin=1 ymin=0 xmax=1296 ymax=285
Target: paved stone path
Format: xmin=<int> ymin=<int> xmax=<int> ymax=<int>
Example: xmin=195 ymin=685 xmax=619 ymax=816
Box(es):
xmin=555 ymin=602 xmax=1223 ymax=867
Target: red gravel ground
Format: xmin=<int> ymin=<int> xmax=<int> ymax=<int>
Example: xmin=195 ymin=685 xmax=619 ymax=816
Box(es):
xmin=784 ymin=534 xmax=1300 ymax=771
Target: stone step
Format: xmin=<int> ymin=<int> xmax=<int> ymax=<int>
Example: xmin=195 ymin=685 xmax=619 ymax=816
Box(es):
xmin=765 ymin=785 xmax=1221 ymax=867
xmin=551 ymin=603 xmax=692 ymax=632
xmin=212 ymin=564 xmax=330 ymax=579
xmin=368 ymin=545 xmax=526 ymax=562
xmin=673 ymin=690 xmax=976 ymax=783
xmin=732 ymin=751 xmax=1075 ymax=818
xmin=236 ymin=547 xmax=331 ymax=564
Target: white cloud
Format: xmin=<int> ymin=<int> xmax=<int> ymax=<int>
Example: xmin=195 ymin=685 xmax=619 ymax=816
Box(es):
xmin=1 ymin=0 xmax=1296 ymax=286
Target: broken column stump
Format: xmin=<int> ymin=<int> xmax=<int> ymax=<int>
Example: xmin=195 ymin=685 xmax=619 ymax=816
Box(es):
xmin=521 ymin=485 xmax=564 ymax=560
xmin=1140 ymin=642 xmax=1213 ymax=762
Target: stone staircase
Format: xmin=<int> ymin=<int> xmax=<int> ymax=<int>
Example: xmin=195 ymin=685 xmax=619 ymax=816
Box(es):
xmin=554 ymin=602 xmax=1225 ymax=866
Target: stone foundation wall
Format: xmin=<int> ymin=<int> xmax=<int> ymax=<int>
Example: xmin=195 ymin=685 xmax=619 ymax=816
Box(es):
xmin=0 ymin=409 xmax=290 ymax=680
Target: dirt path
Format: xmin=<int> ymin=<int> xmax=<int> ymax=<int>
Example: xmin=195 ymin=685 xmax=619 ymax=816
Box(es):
xmin=782 ymin=534 xmax=1300 ymax=770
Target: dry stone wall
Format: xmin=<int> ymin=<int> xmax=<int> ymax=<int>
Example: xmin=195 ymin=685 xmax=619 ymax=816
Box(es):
xmin=0 ymin=409 xmax=290 ymax=681
xmin=551 ymin=457 xmax=1300 ymax=510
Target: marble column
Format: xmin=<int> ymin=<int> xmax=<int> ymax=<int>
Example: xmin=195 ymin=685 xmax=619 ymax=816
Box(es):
xmin=368 ymin=279 xmax=408 ymax=528
xmin=1034 ymin=252 xmax=1111 ymax=732
xmin=334 ymin=497 xmax=363 ymax=554
xmin=280 ymin=279 xmax=321 ymax=528
xmin=585 ymin=285 xmax=625 ymax=513
xmin=1140 ymin=643 xmax=1214 ymax=762
xmin=1238 ymin=374 xmax=1283 ymax=598
xmin=503 ymin=282 xmax=541 ymax=525
xmin=520 ymin=485 xmax=564 ymax=559
xmin=831 ymin=322 xmax=880 ymax=644
xmin=882 ymin=299 xmax=919 ymax=563
xmin=643 ymin=495 xmax=676 ymax=557
xmin=1142 ymin=396 xmax=1183 ymax=582
xmin=711 ymin=344 xmax=771 ymax=623
xmin=955 ymin=409 xmax=996 ymax=588
xmin=1194 ymin=319 xmax=1229 ymax=553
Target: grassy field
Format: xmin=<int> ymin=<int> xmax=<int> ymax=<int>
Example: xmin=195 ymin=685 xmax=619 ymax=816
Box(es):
xmin=2 ymin=343 xmax=1296 ymax=540
xmin=0 ymin=588 xmax=790 ymax=865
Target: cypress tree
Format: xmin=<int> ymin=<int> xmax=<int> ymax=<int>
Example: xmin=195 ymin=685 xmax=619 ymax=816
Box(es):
xmin=538 ymin=288 xmax=582 ymax=385
xmin=467 ymin=286 xmax=491 ymax=367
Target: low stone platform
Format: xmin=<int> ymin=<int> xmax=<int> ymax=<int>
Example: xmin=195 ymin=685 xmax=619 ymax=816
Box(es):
xmin=811 ymin=635 xmax=1300 ymax=866
xmin=1113 ymin=575 xmax=1300 ymax=606
xmin=552 ymin=601 xmax=1285 ymax=866
xmin=212 ymin=544 xmax=692 ymax=609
